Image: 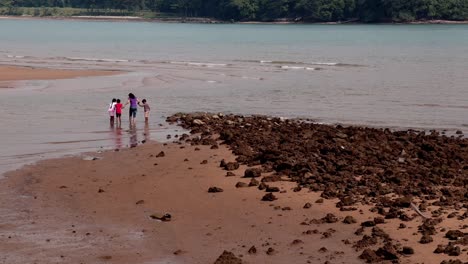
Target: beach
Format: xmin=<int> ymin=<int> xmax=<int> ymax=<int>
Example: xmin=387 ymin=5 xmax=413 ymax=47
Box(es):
xmin=1 ymin=110 xmax=467 ymax=263
xmin=1 ymin=19 xmax=468 ymax=263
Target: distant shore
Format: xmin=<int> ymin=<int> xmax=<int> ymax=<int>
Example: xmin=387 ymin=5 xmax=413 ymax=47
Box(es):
xmin=1 ymin=15 xmax=468 ymax=24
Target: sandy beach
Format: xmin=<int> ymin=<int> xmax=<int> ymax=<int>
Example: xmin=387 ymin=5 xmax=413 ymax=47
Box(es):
xmin=0 ymin=65 xmax=119 ymax=84
xmin=1 ymin=112 xmax=467 ymax=263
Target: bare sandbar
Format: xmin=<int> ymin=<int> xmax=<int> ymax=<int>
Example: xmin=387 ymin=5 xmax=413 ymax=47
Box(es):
xmin=0 ymin=65 xmax=120 ymax=83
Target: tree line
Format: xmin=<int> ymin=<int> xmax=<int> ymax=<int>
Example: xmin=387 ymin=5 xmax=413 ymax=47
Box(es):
xmin=1 ymin=0 xmax=467 ymax=22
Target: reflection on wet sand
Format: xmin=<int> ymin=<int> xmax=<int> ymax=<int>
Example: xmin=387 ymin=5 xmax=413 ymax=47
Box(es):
xmin=111 ymin=122 xmax=152 ymax=150
xmin=143 ymin=122 xmax=151 ymax=143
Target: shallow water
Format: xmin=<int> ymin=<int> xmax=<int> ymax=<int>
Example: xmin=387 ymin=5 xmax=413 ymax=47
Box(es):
xmin=1 ymin=19 xmax=468 ymax=174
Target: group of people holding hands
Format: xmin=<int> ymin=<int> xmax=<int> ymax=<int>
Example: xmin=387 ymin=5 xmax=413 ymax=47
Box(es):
xmin=108 ymin=93 xmax=151 ymax=126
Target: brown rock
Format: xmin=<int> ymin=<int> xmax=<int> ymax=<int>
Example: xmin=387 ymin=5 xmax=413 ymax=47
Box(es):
xmin=303 ymin=202 xmax=312 ymax=209
xmin=235 ymin=182 xmax=248 ymax=188
xmin=248 ymin=246 xmax=257 ymax=254
xmin=401 ymin=246 xmax=414 ymax=255
xmin=262 ymin=193 xmax=277 ymax=201
xmin=265 ymin=186 xmax=280 ymax=192
xmin=208 ymin=187 xmax=224 ymax=193
xmin=420 ymin=234 xmax=434 ymax=244
xmin=445 ymin=230 xmax=465 ymax=240
xmin=248 ymin=178 xmax=259 ymax=186
xmin=291 ymin=239 xmax=303 ymax=245
xmin=226 ymin=172 xmax=236 ymax=177
xmin=156 ymin=151 xmax=165 ymax=157
xmin=359 ymin=249 xmax=381 ymax=263
xmin=322 ymin=213 xmax=339 ymax=223
xmin=225 ymin=162 xmax=240 ymax=171
xmin=343 ymin=216 xmax=357 ymax=224
xmin=361 ymin=221 xmax=376 ymax=227
xmin=258 ymin=182 xmax=268 ymax=190
xmin=244 ymin=168 xmax=262 ymax=178
xmin=200 ymin=160 xmax=208 ymax=164
xmin=266 ymin=247 xmax=275 ymax=255
xmin=213 ymin=250 xmax=243 ymax=264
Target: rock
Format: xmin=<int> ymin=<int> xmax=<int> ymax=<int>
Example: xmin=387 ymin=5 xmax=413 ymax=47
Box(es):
xmin=258 ymin=182 xmax=268 ymax=190
xmin=322 ymin=213 xmax=338 ymax=223
xmin=374 ymin=217 xmax=385 ymax=224
xmin=266 ymin=247 xmax=275 ymax=255
xmin=375 ymin=243 xmax=399 ymax=260
xmin=445 ymin=230 xmax=465 ymax=240
xmin=440 ymin=260 xmax=465 ymax=264
xmin=265 ymin=186 xmax=280 ymax=192
xmin=372 ymin=227 xmax=390 ymax=240
xmin=315 ymin=198 xmax=324 ymax=204
xmin=420 ymin=234 xmax=433 ymax=244
xmin=226 ymin=172 xmax=236 ymax=177
xmin=401 ymin=246 xmax=414 ymax=255
xmin=248 ymin=246 xmax=257 ymax=254
xmin=213 ymin=250 xmax=243 ymax=264
xmin=156 ymin=151 xmax=165 ymax=157
xmin=135 ymin=200 xmax=145 ymax=205
xmin=208 ymin=187 xmax=224 ymax=193
xmin=359 ymin=249 xmax=381 ymax=263
xmin=98 ymin=188 xmax=105 ymax=193
xmin=235 ymin=182 xmax=249 ymax=188
xmin=262 ymin=193 xmax=277 ymax=201
xmin=343 ymin=216 xmax=357 ymax=224
xmin=173 ymin=250 xmax=184 ymax=255
xmin=220 ymin=159 xmax=227 ymax=167
xmin=291 ymin=239 xmax=303 ymax=245
xmin=201 ymin=160 xmax=208 ymax=164
xmin=318 ymin=247 xmax=328 ymax=253
xmin=445 ymin=245 xmax=461 ymax=256
xmin=225 ymin=162 xmax=240 ymax=171
xmin=150 ymin=213 xmax=172 ymax=222
xmin=293 ymin=186 xmax=302 ymax=192
xmin=303 ymin=202 xmax=312 ymax=209
xmin=248 ymin=178 xmax=259 ymax=187
xmin=361 ymin=221 xmax=376 ymax=227
xmin=244 ymin=168 xmax=262 ymax=178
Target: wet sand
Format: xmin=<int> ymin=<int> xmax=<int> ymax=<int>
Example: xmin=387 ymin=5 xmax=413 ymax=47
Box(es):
xmin=0 ymin=65 xmax=119 ymax=83
xmin=0 ymin=133 xmax=466 ymax=263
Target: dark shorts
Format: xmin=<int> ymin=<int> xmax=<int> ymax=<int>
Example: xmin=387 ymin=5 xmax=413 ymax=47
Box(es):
xmin=116 ymin=113 xmax=121 ymax=117
xmin=129 ymin=107 xmax=137 ymax=118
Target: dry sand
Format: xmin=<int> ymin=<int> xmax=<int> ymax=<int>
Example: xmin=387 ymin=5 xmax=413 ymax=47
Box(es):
xmin=0 ymin=140 xmax=466 ymax=264
xmin=0 ymin=65 xmax=119 ymax=84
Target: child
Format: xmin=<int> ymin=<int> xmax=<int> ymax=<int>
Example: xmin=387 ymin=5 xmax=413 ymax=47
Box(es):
xmin=115 ymin=99 xmax=123 ymax=126
xmin=108 ymin=98 xmax=116 ymax=126
xmin=139 ymin=99 xmax=151 ymax=123
xmin=125 ymin=93 xmax=140 ymax=125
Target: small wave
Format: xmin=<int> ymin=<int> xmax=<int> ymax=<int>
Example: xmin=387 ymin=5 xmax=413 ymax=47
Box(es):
xmin=243 ymin=60 xmax=360 ymax=67
xmin=169 ymin=61 xmax=228 ymax=67
xmin=65 ymin=57 xmax=129 ymax=63
xmin=280 ymin=65 xmax=317 ymax=71
xmin=6 ymin=55 xmax=26 ymax=59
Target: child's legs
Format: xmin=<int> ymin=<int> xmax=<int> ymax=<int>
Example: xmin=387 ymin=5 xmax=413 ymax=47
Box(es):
xmin=144 ymin=111 xmax=149 ymax=122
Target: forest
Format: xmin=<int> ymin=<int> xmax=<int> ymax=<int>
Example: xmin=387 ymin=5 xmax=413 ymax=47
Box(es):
xmin=1 ymin=0 xmax=467 ymax=22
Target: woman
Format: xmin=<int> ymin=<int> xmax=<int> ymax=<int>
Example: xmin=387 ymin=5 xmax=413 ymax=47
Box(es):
xmin=124 ymin=93 xmax=140 ymax=125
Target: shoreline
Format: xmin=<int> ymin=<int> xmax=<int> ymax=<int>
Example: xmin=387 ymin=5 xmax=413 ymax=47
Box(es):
xmin=1 ymin=113 xmax=467 ymax=263
xmin=0 ymin=65 xmax=121 ymax=83
xmin=1 ymin=15 xmax=468 ymax=25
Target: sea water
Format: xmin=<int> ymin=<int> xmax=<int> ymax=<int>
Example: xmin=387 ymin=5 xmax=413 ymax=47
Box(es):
xmin=1 ymin=19 xmax=468 ymax=174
